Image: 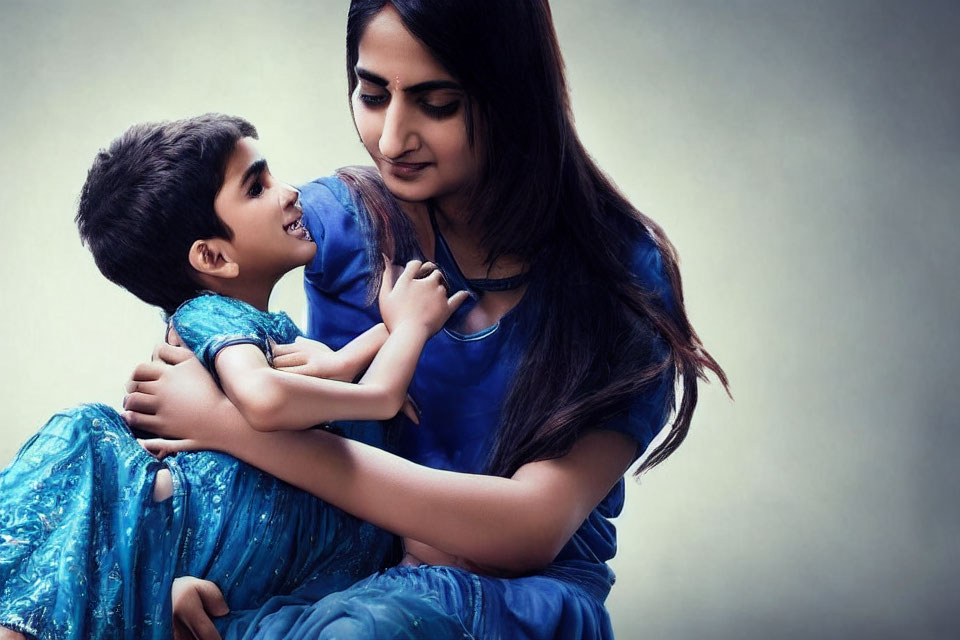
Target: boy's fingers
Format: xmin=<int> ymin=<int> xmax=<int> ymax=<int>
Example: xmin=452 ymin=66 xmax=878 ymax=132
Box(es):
xmin=425 ymin=270 xmax=445 ymax=286
xmin=415 ymin=261 xmax=439 ymax=279
xmin=398 ymin=259 xmax=423 ymax=284
xmin=400 ymin=396 xmax=420 ymax=425
xmin=183 ymin=612 xmax=222 ymax=640
xmin=172 ymin=577 xmax=227 ymax=640
xmin=273 ymin=363 xmax=314 ymax=375
xmin=380 ymin=257 xmax=399 ymax=293
xmin=195 ymin=579 xmax=230 ymax=617
xmin=270 ymin=353 xmax=305 ymax=368
xmin=268 ymin=341 xmax=295 ymax=356
xmin=176 ymin=593 xmax=222 ymax=640
xmin=447 ymin=290 xmax=471 ymax=312
xmin=173 ymin=619 xmax=191 ymax=640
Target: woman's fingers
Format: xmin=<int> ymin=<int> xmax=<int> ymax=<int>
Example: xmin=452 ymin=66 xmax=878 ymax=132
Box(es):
xmin=125 ymin=379 xmax=160 ymax=396
xmin=126 ymin=361 xmax=166 ymax=391
xmin=122 ymin=410 xmax=161 ymax=433
xmin=123 ymin=391 xmax=158 ymax=415
xmin=153 ymin=342 xmax=193 ymax=365
xmin=136 ymin=437 xmax=196 ymax=459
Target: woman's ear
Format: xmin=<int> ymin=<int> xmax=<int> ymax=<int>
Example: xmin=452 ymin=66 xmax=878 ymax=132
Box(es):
xmin=189 ymin=239 xmax=240 ymax=279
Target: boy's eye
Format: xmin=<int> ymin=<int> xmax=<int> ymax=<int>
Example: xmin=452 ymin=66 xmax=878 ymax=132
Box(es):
xmin=247 ymin=180 xmax=264 ymax=197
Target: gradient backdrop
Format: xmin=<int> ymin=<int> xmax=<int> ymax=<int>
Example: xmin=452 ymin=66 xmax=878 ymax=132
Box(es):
xmin=1 ymin=1 xmax=957 ymax=638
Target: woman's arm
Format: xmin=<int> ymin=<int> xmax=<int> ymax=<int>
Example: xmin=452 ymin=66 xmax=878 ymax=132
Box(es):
xmin=128 ymin=356 xmax=633 ymax=574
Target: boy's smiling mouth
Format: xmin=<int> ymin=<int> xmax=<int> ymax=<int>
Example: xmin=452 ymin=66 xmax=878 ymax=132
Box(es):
xmin=284 ymin=215 xmax=312 ymax=241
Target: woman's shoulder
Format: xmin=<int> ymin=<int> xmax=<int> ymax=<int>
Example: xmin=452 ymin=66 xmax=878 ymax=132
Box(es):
xmin=298 ymin=174 xmax=361 ymax=237
xmin=624 ymin=226 xmax=677 ymax=315
xmin=298 ymin=173 xmax=373 ymax=286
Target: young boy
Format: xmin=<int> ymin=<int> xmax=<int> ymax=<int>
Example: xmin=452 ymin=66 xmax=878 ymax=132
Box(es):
xmin=0 ymin=114 xmax=465 ymax=640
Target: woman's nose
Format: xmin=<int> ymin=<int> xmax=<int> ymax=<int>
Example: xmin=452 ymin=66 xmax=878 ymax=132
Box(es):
xmin=378 ymin=102 xmax=418 ymax=159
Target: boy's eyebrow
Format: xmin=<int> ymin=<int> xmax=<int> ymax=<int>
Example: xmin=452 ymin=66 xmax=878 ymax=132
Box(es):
xmin=240 ymin=158 xmax=267 ymax=188
xmin=355 ymin=67 xmax=461 ymax=93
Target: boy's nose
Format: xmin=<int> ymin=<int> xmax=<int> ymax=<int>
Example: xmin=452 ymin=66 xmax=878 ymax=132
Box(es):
xmin=281 ymin=185 xmax=302 ymax=211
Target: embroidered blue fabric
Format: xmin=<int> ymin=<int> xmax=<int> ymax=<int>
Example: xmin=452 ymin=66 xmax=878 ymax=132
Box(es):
xmin=219 ymin=176 xmax=678 ymax=639
xmin=0 ymin=294 xmax=394 ymax=639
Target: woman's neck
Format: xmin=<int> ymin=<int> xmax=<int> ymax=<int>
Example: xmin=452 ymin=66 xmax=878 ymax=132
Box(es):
xmin=422 ymin=201 xmax=527 ymax=280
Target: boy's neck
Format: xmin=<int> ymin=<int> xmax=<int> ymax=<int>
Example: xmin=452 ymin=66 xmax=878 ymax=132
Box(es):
xmin=206 ymin=278 xmax=276 ymax=312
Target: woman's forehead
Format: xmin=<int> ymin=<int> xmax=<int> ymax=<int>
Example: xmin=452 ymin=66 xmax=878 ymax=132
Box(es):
xmin=356 ymin=5 xmax=454 ymax=89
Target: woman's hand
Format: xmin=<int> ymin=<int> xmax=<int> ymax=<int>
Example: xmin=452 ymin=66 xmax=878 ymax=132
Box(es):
xmin=172 ymin=576 xmax=228 ymax=640
xmin=122 ymin=342 xmax=231 ymax=449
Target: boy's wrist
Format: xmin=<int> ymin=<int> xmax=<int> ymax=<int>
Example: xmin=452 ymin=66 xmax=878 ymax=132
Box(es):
xmin=388 ymin=319 xmax=434 ymax=344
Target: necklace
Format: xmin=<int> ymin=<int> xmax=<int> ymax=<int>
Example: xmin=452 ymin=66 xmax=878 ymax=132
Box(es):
xmin=428 ymin=206 xmax=529 ymax=295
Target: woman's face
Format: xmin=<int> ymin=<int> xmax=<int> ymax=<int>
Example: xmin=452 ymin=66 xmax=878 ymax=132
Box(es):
xmin=351 ymin=5 xmax=479 ymax=213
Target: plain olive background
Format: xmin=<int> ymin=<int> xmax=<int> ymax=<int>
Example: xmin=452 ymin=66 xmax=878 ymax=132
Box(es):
xmin=1 ymin=1 xmax=957 ymax=638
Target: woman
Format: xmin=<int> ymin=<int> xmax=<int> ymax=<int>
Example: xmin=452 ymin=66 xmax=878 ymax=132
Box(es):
xmin=125 ymin=1 xmax=727 ymax=637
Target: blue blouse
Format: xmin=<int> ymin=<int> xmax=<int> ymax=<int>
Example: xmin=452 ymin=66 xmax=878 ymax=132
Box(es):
xmin=299 ymin=176 xmax=676 ymax=590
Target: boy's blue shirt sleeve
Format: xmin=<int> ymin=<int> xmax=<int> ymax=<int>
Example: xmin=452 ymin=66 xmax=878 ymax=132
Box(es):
xmin=171 ymin=294 xmax=272 ymax=383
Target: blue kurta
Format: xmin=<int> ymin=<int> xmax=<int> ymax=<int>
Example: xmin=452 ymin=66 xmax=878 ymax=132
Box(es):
xmin=229 ymin=176 xmax=677 ymax=639
xmin=0 ymin=294 xmax=394 ymax=639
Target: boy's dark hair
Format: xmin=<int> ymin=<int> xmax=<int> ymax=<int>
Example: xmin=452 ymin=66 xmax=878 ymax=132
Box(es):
xmin=76 ymin=113 xmax=258 ymax=316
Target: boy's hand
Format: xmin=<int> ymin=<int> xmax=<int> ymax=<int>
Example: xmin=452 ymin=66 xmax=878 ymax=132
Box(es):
xmin=378 ymin=259 xmax=470 ymax=336
xmin=172 ymin=576 xmax=228 ymax=640
xmin=271 ymin=337 xmax=351 ymax=381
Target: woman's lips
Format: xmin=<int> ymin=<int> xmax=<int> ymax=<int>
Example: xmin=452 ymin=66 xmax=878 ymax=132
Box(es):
xmin=384 ymin=159 xmax=431 ymax=179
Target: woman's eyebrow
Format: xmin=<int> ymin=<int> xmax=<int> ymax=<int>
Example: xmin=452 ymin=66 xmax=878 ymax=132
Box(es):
xmin=355 ymin=67 xmax=460 ymax=93
xmin=356 ymin=68 xmax=388 ymax=87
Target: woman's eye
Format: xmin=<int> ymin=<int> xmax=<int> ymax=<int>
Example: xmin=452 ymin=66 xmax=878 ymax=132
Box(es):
xmin=247 ymin=180 xmax=264 ymax=197
xmin=421 ymin=100 xmax=461 ymax=120
xmin=359 ymin=93 xmax=387 ymax=107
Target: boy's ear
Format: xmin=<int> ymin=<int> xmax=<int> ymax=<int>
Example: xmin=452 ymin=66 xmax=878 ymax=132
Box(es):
xmin=189 ymin=238 xmax=240 ymax=279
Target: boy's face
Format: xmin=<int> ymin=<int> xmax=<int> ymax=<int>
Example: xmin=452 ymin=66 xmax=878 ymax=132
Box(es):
xmin=213 ymin=137 xmax=316 ymax=280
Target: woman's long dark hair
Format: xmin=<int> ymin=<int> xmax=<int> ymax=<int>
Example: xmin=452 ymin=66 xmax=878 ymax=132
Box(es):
xmin=345 ymin=0 xmax=728 ymax=476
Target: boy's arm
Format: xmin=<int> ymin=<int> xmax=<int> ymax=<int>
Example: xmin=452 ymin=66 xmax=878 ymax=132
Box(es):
xmin=270 ymin=323 xmax=389 ymax=382
xmin=219 ymin=260 xmax=467 ymax=431
xmin=215 ymin=320 xmax=430 ymax=431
